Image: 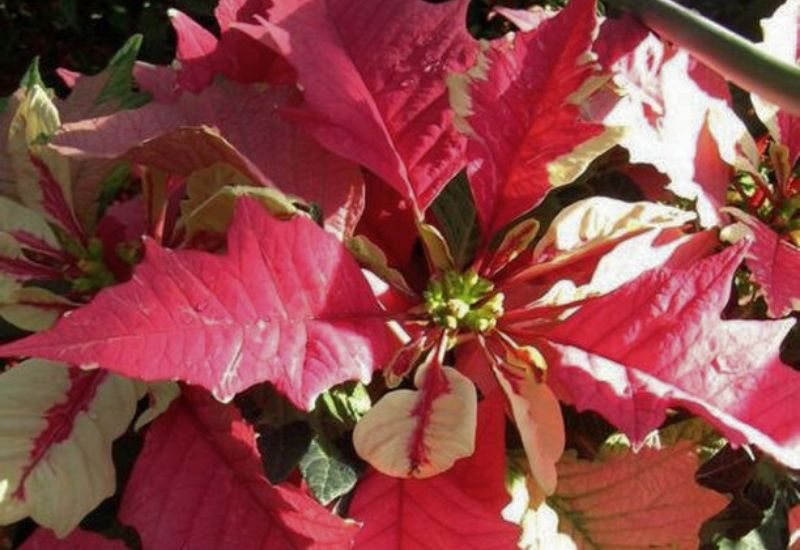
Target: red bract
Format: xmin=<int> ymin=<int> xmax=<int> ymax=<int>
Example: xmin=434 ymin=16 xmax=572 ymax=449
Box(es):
xmin=20 ymin=528 xmax=126 ymax=549
xmin=118 ymin=387 xmax=359 ymax=549
xmin=538 ymin=244 xmax=800 ymax=468
xmin=238 ymin=0 xmax=476 ymax=213
xmin=0 ymin=199 xmax=395 ymax=408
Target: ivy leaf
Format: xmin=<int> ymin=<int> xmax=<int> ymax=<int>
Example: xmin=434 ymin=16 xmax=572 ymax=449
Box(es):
xmin=314 ymin=381 xmax=371 ymax=439
xmin=258 ymin=421 xmax=314 ymax=484
xmin=0 ymin=198 xmax=396 ymax=409
xmin=299 ymin=437 xmax=358 ymax=506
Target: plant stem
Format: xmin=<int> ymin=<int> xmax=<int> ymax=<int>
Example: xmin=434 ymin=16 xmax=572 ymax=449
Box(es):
xmin=604 ymin=0 xmax=800 ymax=116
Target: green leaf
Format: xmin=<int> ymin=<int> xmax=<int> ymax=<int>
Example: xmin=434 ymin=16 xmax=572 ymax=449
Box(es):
xmin=658 ymin=418 xmax=726 ymax=460
xmin=97 ymin=162 xmax=134 ymax=216
xmin=430 ymin=172 xmax=480 ymax=269
xmin=706 ymin=457 xmax=796 ymax=548
xmin=313 ymin=382 xmax=371 ymax=441
xmin=714 ymin=494 xmax=789 ymax=549
xmin=299 ymin=438 xmax=358 ymax=506
xmin=257 ymin=421 xmax=313 ymax=484
xmin=96 ymin=35 xmax=149 ymax=110
xmin=57 ymin=0 xmax=79 ymax=29
xmin=18 ymin=58 xmax=44 ymax=90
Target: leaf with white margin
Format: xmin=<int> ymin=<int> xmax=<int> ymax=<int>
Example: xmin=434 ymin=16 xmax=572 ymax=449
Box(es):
xmin=0 ymin=197 xmax=64 ymax=279
xmin=0 ymin=197 xmax=60 ymax=251
xmin=504 ymin=197 xmax=696 ymax=292
xmin=495 ymin=364 xmax=564 ymax=496
xmin=353 ymin=359 xmax=477 ymax=479
xmin=0 ymin=360 xmax=143 ymax=536
xmin=533 ymin=197 xmax=695 ymax=261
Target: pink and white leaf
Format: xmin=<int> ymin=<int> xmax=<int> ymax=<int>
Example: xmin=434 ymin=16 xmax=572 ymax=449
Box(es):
xmin=533 ymin=244 xmax=800 ymax=468
xmin=20 ymin=528 xmax=126 ymax=550
xmin=753 ymin=0 xmax=800 ymax=165
xmin=353 ymin=360 xmax=477 ymax=479
xmin=453 ymin=0 xmax=618 ymax=236
xmin=54 ymin=81 xmax=364 ymax=237
xmin=595 ymin=27 xmax=746 ymax=226
xmin=0 ymin=360 xmax=142 ymax=536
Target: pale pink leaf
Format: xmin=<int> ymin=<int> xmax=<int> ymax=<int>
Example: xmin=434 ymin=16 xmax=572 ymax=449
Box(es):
xmin=495 ymin=366 xmax=564 ymax=496
xmin=54 ymin=81 xmax=364 ymax=237
xmin=0 ymin=199 xmax=395 ymax=409
xmin=552 ymin=443 xmax=728 ymax=549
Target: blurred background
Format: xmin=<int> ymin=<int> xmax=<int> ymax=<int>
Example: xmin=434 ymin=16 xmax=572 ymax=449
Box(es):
xmin=0 ymin=0 xmax=786 ymax=97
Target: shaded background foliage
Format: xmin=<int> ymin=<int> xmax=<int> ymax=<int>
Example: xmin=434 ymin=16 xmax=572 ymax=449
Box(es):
xmin=0 ymin=0 xmax=785 ymax=97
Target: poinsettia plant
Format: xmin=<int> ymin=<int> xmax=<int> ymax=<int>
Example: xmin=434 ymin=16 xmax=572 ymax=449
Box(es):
xmin=0 ymin=0 xmax=799 ymax=548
